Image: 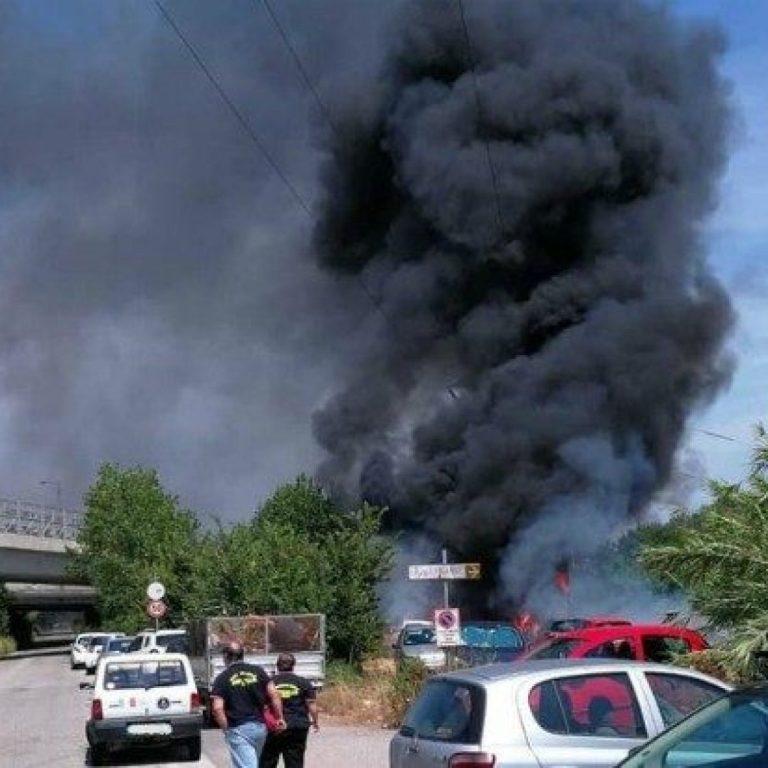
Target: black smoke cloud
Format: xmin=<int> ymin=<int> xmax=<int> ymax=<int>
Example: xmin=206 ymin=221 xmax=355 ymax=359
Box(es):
xmin=0 ymin=1 xmax=389 ymax=514
xmin=313 ymin=0 xmax=734 ymax=607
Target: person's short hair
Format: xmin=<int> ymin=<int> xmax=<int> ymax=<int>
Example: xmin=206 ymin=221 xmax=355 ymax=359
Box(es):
xmin=223 ymin=641 xmax=244 ymax=664
xmin=276 ymin=652 xmax=295 ymax=672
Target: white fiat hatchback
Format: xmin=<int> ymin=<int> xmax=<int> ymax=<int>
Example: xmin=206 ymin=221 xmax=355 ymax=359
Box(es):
xmin=84 ymin=651 xmax=202 ymax=764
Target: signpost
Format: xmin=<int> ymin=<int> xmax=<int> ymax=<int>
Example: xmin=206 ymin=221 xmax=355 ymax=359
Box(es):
xmin=434 ymin=608 xmax=461 ymax=647
xmin=147 ymin=599 xmax=167 ymax=619
xmin=407 ymin=563 xmax=482 ymax=581
xmin=147 ymin=582 xmax=166 ymax=602
xmin=146 ymin=581 xmax=167 ymax=629
xmin=408 ymin=551 xmax=482 ymax=609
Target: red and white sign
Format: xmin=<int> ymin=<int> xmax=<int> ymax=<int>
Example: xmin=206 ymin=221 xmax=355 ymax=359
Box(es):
xmin=147 ymin=599 xmax=167 ymax=619
xmin=434 ymin=608 xmax=461 ymax=647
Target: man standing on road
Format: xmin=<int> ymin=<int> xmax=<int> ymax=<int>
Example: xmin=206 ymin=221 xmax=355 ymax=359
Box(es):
xmin=260 ymin=652 xmax=318 ymax=768
xmin=212 ymin=641 xmax=286 ymax=768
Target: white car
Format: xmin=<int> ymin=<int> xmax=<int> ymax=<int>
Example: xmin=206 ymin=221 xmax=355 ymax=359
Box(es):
xmin=71 ymin=633 xmax=113 ymax=670
xmin=85 ymin=651 xmax=202 ymax=764
xmin=127 ymin=628 xmax=188 ymax=654
xmin=83 ymin=634 xmax=124 ymax=675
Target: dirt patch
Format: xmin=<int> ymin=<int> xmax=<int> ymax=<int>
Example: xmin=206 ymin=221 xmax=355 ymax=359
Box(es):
xmin=318 ymin=657 xmax=429 ymax=729
xmin=319 ymin=673 xmax=393 ymax=727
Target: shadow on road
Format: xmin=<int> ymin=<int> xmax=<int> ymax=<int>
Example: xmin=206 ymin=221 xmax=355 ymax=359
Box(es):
xmin=84 ymin=744 xmax=196 ymax=766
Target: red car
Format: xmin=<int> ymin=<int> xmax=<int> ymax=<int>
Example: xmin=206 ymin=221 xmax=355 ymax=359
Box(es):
xmin=524 ymin=624 xmax=708 ymax=664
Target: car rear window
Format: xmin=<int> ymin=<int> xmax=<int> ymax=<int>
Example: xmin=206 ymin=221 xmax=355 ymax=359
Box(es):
xmin=461 ymin=624 xmax=523 ymax=649
xmin=645 ymin=672 xmax=725 ymax=726
xmin=156 ymin=634 xmax=189 ymax=652
xmin=107 ymin=638 xmax=132 ymax=652
xmin=403 ymin=628 xmax=436 ymax=646
xmin=104 ymin=660 xmax=188 ymax=690
xmin=400 ymin=680 xmax=485 ymax=744
xmin=529 ymin=673 xmax=647 ymax=739
xmin=642 ymin=635 xmax=690 ymax=663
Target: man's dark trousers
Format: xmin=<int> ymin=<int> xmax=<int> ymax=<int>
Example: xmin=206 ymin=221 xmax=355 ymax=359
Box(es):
xmin=260 ymin=728 xmax=309 ymax=768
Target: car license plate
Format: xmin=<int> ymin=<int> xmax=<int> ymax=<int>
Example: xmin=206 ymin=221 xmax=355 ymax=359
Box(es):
xmin=127 ymin=723 xmax=172 ymax=736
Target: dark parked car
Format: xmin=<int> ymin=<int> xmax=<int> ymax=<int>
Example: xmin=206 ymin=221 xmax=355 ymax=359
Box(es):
xmin=618 ymin=683 xmax=768 ymax=767
xmin=454 ymin=621 xmax=525 ymax=665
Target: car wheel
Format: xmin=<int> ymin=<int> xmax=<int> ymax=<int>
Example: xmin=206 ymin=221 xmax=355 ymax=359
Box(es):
xmin=88 ymin=746 xmax=107 ymax=766
xmin=180 ymin=735 xmax=201 ymax=761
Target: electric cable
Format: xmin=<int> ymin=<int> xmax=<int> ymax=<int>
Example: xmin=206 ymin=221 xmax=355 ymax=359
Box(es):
xmin=455 ymin=0 xmax=505 ymax=239
xmin=154 ymin=0 xmax=311 ymax=216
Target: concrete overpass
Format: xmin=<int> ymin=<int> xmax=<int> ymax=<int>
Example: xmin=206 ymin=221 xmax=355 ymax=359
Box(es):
xmin=0 ymin=499 xmax=83 ymax=584
xmin=1 ymin=500 xmax=96 ymax=647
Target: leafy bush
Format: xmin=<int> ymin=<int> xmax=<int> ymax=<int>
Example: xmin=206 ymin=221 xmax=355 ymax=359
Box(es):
xmin=0 ymin=586 xmax=10 ymax=636
xmin=387 ymin=657 xmax=429 ymax=726
xmin=0 ymin=636 xmax=17 ymax=656
xmin=326 ymin=659 xmax=363 ymax=686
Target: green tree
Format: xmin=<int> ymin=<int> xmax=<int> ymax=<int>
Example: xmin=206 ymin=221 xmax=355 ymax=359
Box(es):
xmin=216 ymin=519 xmax=333 ymax=614
xmin=70 ymin=463 xmax=215 ymax=631
xmin=217 ymin=476 xmax=393 ymax=662
xmin=640 ymin=425 xmax=768 ymax=678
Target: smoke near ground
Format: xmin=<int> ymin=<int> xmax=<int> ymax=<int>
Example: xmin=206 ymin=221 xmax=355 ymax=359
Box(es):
xmin=313 ymin=0 xmax=735 ymax=611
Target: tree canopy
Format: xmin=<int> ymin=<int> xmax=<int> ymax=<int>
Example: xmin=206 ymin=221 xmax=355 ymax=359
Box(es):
xmin=71 ymin=468 xmax=392 ymax=661
xmin=70 ymin=463 xmax=216 ymax=631
xmin=640 ymin=426 xmax=768 ymax=679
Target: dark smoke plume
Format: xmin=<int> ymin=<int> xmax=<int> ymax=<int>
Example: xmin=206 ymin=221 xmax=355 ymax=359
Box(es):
xmin=313 ymin=0 xmax=734 ymax=608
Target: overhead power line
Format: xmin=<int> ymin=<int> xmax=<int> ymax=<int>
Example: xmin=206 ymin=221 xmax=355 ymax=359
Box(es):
xmin=255 ymin=0 xmax=339 ymax=135
xmin=455 ymin=0 xmax=505 ymax=240
xmin=154 ymin=0 xmax=457 ymax=402
xmin=251 ymin=0 xmax=436 ymax=358
xmin=153 ymin=0 xmax=310 ymax=216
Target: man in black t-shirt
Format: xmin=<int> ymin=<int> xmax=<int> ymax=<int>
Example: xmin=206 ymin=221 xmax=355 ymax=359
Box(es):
xmin=212 ymin=642 xmax=286 ymax=768
xmin=260 ymin=652 xmax=318 ymax=768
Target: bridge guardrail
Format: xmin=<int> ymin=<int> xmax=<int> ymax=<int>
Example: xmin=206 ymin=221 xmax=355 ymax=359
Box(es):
xmin=0 ymin=499 xmax=83 ymax=541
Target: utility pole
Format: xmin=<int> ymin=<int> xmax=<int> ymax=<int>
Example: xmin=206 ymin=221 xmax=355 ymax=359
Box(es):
xmin=442 ymin=548 xmax=450 ymax=609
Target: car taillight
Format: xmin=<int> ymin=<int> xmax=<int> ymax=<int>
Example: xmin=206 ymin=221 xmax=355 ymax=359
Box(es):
xmin=448 ymin=754 xmax=496 ymax=768
xmin=190 ymin=691 xmax=201 ymax=711
xmin=91 ymin=699 xmax=103 ymax=720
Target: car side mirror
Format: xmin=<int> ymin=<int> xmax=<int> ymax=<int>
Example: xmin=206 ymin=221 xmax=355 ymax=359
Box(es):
xmin=79 ymin=682 xmax=94 ymax=690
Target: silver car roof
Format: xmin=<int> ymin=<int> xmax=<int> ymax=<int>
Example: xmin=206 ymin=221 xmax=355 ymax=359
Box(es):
xmin=433 ymin=658 xmax=728 ymax=685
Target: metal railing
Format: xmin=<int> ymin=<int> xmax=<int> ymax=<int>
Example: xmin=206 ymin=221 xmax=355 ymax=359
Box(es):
xmin=0 ymin=498 xmax=83 ymax=541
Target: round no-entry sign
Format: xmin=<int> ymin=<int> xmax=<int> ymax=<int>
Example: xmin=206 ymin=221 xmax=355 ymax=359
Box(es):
xmin=147 ymin=599 xmax=167 ymax=619
xmin=436 ymin=609 xmax=459 ymax=629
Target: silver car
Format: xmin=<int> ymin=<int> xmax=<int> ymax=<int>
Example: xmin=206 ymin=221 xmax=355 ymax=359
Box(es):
xmin=389 ymin=659 xmax=730 ymax=768
xmin=393 ymin=624 xmax=446 ymax=670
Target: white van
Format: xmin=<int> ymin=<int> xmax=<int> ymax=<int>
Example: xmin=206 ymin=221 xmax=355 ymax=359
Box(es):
xmin=127 ymin=628 xmax=188 ymax=654
xmin=71 ymin=632 xmax=121 ymax=670
xmin=85 ymin=651 xmax=202 ymax=764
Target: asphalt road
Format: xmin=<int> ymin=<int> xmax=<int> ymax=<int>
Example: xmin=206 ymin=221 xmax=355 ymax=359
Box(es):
xmin=0 ymin=655 xmax=391 ymax=768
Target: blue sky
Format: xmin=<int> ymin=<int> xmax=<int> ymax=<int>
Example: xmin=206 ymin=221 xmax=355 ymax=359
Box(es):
xmin=668 ymin=0 xmax=768 ymax=498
